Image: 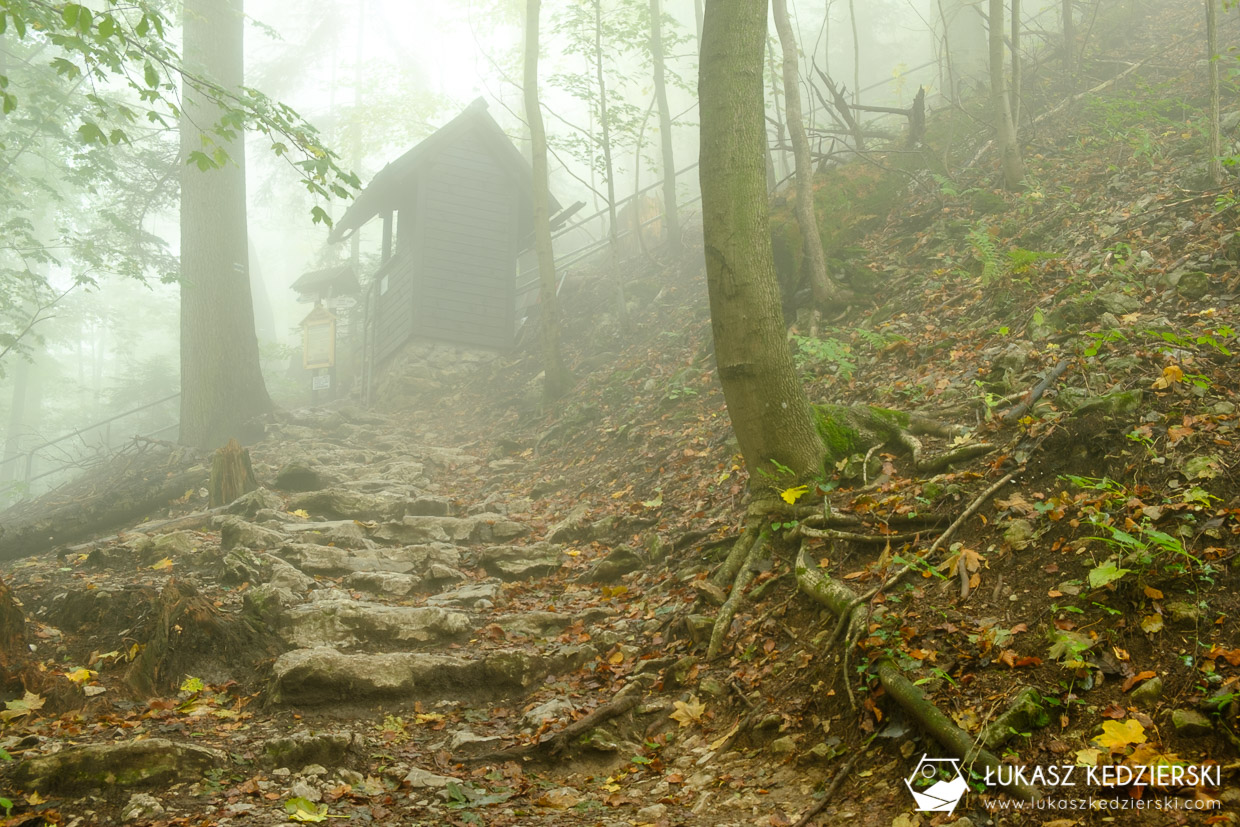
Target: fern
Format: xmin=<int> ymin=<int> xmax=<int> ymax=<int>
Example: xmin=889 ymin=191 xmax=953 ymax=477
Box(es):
xmin=967 ymin=224 xmax=1003 ymax=286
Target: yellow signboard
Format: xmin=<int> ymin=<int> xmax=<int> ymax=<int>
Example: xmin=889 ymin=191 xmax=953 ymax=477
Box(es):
xmin=301 ymin=305 xmax=337 ymax=369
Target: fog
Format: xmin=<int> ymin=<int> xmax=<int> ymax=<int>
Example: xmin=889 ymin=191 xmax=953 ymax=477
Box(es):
xmin=0 ymin=0 xmax=1001 ymax=498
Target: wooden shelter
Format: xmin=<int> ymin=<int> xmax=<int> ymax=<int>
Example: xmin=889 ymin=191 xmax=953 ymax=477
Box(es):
xmin=329 ymin=98 xmax=564 ymax=359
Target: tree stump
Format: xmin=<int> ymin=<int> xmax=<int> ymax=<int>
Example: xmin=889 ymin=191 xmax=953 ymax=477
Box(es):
xmin=208 ymin=439 xmax=256 ymax=508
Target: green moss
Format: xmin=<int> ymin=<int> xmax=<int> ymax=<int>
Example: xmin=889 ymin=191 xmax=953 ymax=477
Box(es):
xmin=866 ymin=406 xmax=910 ymax=430
xmin=813 ymin=404 xmax=863 ymax=459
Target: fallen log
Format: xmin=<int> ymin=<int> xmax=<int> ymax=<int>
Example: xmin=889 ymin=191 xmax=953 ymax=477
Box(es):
xmin=0 ymin=442 xmax=207 ymax=561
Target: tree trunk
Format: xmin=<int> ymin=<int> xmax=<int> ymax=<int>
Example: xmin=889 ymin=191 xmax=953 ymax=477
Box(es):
xmin=700 ymin=0 xmax=827 ymax=487
xmin=179 ymin=0 xmax=272 ymax=450
xmin=849 ymin=0 xmax=861 ymax=106
xmin=1062 ymin=0 xmax=1075 ymax=90
xmin=772 ymin=0 xmax=834 ymax=306
xmin=1207 ymin=0 xmax=1222 ymax=187
xmin=1011 ymin=0 xmax=1021 ymax=127
xmin=595 ymin=0 xmax=629 ymax=329
xmin=988 ymin=0 xmax=1025 ymax=189
xmin=765 ymin=39 xmax=788 ymax=181
xmin=649 ymin=0 xmax=681 ymax=255
xmin=525 ymin=0 xmax=573 ymax=402
xmin=208 ymin=438 xmax=256 ymax=507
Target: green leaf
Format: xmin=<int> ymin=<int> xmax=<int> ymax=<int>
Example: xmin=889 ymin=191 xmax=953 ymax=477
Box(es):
xmin=284 ymin=797 xmax=328 ymax=822
xmin=179 ymin=676 xmax=204 ymax=693
xmin=310 ymin=206 xmax=332 ymax=227
xmin=135 ymin=14 xmax=149 ymax=36
xmin=186 ymin=151 xmax=215 ymax=171
xmin=98 ymin=15 xmax=116 ymax=38
xmin=76 ymin=121 xmax=107 ymax=145
xmin=144 ymin=61 xmax=158 ymax=88
xmin=1088 ymin=562 xmax=1130 ymax=590
xmin=62 ymin=4 xmax=81 ymax=26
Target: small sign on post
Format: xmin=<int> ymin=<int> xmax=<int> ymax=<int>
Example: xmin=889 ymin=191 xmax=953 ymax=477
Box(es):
xmin=301 ymin=304 xmax=337 ymax=370
xmin=311 ymin=374 xmax=331 ymax=391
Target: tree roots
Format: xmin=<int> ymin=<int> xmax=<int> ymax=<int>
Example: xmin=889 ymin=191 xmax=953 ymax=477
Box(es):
xmin=795 ymin=547 xmax=1040 ymax=803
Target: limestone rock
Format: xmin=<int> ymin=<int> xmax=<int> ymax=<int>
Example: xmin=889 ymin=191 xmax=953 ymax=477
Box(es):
xmin=404 ymin=767 xmax=457 ymax=789
xmin=277 ymin=601 xmax=471 ymax=649
xmin=274 ymin=462 xmax=324 ymax=492
xmin=372 ymin=513 xmax=527 ymax=545
xmin=278 ymin=543 xmax=460 ymax=576
xmin=285 ymin=520 xmax=373 ymax=550
xmin=575 ymin=545 xmax=644 ymax=583
xmin=225 ymin=487 xmax=284 ymax=518
xmin=219 ymin=518 xmax=286 ymax=551
xmin=478 ymin=542 xmax=562 ymax=580
xmin=11 ymin=738 xmax=226 ymax=792
xmin=1171 ymin=708 xmax=1212 ymax=737
xmin=288 ymin=489 xmax=407 ymax=522
xmin=121 ymin=793 xmax=165 ymax=822
xmin=1130 ymin=676 xmax=1164 ymax=708
xmin=262 ymin=732 xmax=357 ymax=770
xmin=426 ymin=581 xmax=502 ymax=608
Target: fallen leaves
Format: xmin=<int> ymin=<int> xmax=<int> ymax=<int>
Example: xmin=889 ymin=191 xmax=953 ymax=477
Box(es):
xmin=1093 ymin=719 xmax=1147 ymax=753
xmin=0 ymin=691 xmax=44 ymax=722
xmin=669 ymin=695 xmax=706 ymax=727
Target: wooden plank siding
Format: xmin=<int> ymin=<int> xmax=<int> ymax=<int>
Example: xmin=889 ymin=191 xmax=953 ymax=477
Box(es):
xmin=409 ymin=131 xmax=517 ymax=350
xmin=373 ymin=247 xmax=416 ymax=363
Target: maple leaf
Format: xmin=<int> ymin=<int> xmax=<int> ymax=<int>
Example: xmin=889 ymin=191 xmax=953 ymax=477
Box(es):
xmin=670 ymin=695 xmax=706 ymax=728
xmin=284 ymin=797 xmax=329 ymax=822
xmin=1151 ymin=364 xmax=1183 ymax=389
xmin=779 ymin=485 xmax=808 ymax=505
xmin=64 ymin=667 xmax=95 ymax=684
xmin=1093 ymin=719 xmax=1147 ymax=753
xmin=148 ymin=557 xmax=173 ymax=571
xmin=0 ymin=691 xmax=44 ymax=722
xmin=1140 ymin=614 xmax=1164 ymax=634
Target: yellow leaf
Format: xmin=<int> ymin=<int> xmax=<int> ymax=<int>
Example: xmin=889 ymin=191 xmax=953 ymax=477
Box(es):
xmin=565 ymin=549 xmax=580 ymax=557
xmin=414 ymin=713 xmax=445 ymax=724
xmin=290 ymin=509 xmax=310 ymax=518
xmin=64 ymin=668 xmax=95 ymax=684
xmin=669 ymin=695 xmax=707 ymax=728
xmin=149 ymin=557 xmax=173 ymax=570
xmin=1152 ymin=364 xmax=1183 ymax=390
xmin=1093 ymin=719 xmax=1147 ymax=752
xmin=1075 ymin=747 xmax=1101 ymax=767
xmin=1140 ymin=614 xmax=1164 ymax=633
xmin=708 ymin=720 xmax=740 ymax=750
xmin=608 ymin=651 xmax=625 ymax=665
xmin=25 ymin=791 xmax=45 ymax=805
xmin=1143 ymin=585 xmax=1164 ymax=600
xmin=0 ymin=690 xmax=45 ymax=722
xmin=780 ymin=485 xmax=809 ymax=505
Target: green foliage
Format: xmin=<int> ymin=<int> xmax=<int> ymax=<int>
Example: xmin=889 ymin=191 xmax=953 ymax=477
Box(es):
xmin=791 ymin=334 xmax=855 ymax=379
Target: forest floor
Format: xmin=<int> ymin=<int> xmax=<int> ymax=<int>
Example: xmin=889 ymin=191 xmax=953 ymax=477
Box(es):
xmin=3 ymin=0 xmax=1240 ymax=825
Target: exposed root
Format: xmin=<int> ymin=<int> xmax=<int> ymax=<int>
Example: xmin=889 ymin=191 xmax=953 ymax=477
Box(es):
xmin=711 ymin=515 xmax=764 ymax=588
xmin=795 ymin=549 xmax=1040 ymax=803
xmin=708 ymin=520 xmax=767 ymax=661
xmin=793 ymin=748 xmax=865 ymax=827
xmin=914 ymin=441 xmax=997 ymax=474
xmin=466 ymin=678 xmax=649 ymax=763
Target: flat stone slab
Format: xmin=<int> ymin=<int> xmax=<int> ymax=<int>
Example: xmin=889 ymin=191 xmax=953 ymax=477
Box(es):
xmin=371 ymin=513 xmax=527 ymax=546
xmin=344 ymin=566 xmax=467 ymax=597
xmin=277 ymin=601 xmax=471 ymax=649
xmin=269 ymin=644 xmax=595 ymax=705
xmin=11 ymin=738 xmax=226 ymax=792
xmin=283 ymin=520 xmax=373 ymax=549
xmin=426 ymin=581 xmax=502 ymax=608
xmin=287 ymin=488 xmax=408 ymax=522
xmin=478 ymin=542 xmax=564 ymax=580
xmin=277 ymin=543 xmax=460 ymax=576
xmin=493 ymin=609 xmax=611 ymax=638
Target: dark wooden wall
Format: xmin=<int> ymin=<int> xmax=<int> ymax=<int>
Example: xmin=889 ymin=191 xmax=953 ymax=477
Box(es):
xmin=411 ymin=131 xmax=517 ymax=350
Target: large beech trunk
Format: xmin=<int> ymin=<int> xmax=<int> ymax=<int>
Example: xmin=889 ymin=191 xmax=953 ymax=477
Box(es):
xmin=699 ymin=0 xmax=826 ymax=486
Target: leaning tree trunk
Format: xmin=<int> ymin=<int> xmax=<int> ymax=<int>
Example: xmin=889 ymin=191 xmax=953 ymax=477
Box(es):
xmin=525 ymin=0 xmax=574 ymax=401
xmin=179 ymin=0 xmax=272 ymax=450
xmin=772 ymin=0 xmax=835 ymax=306
xmin=700 ymin=0 xmax=826 ymax=487
xmin=989 ymin=0 xmax=1025 ymax=189
xmin=1207 ymin=0 xmax=1222 ymax=187
xmin=650 ymin=0 xmax=681 ymax=255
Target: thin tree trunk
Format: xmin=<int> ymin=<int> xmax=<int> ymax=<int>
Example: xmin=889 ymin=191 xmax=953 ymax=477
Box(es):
xmin=693 ymin=0 xmax=704 ymax=47
xmin=772 ymin=0 xmax=833 ymax=305
xmin=988 ymin=0 xmax=1024 ymax=189
xmin=649 ymin=0 xmax=681 ymax=255
xmin=1 ymin=354 xmax=31 ymax=487
xmin=179 ymin=0 xmax=272 ymax=449
xmin=766 ymin=39 xmax=788 ymax=180
xmin=700 ymin=0 xmax=826 ymax=486
xmin=1062 ymin=0 xmax=1075 ymax=90
xmin=1207 ymin=0 xmax=1222 ymax=187
xmin=1011 ymin=0 xmax=1021 ymax=128
xmin=525 ymin=0 xmax=573 ymax=401
xmin=594 ymin=0 xmax=628 ymax=329
xmin=849 ymin=0 xmax=860 ymax=105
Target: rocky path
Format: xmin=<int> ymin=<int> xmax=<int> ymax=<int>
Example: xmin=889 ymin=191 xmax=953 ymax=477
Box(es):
xmin=1 ymin=409 xmax=838 ymax=827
